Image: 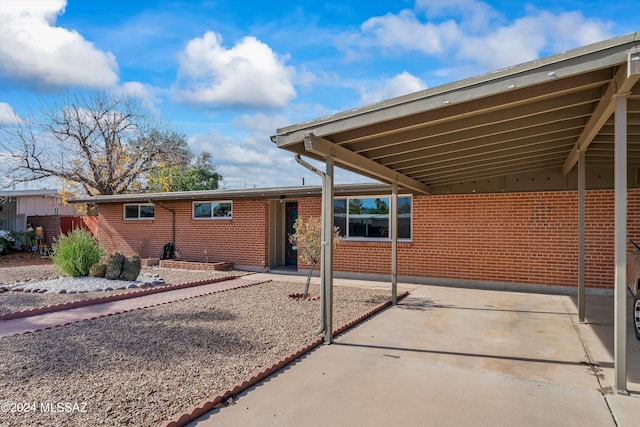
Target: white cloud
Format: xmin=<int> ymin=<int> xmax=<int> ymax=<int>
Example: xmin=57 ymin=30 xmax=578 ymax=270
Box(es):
xmin=190 ymin=132 xmax=274 ymax=167
xmin=0 ymin=0 xmax=119 ymax=89
xmin=188 ymin=131 xmax=296 ymax=189
xmin=186 ymin=110 xmax=374 ymax=190
xmin=342 ymin=1 xmax=612 ymax=73
xmin=359 ymin=72 xmax=428 ymax=105
xmin=118 ymin=81 xmax=163 ymax=117
xmin=234 ymin=113 xmax=291 ymax=136
xmin=360 ymin=10 xmax=461 ymax=55
xmin=174 ymin=31 xmax=296 ymax=108
xmin=0 ymin=102 xmax=21 ymax=124
xmin=458 ymin=11 xmax=612 ymax=70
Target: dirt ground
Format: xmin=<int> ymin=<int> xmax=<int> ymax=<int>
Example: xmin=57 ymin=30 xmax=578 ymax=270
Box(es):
xmin=0 ymin=251 xmax=53 ymax=267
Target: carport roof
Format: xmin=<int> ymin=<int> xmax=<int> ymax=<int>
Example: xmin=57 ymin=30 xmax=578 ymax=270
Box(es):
xmin=272 ymin=32 xmax=640 ymax=194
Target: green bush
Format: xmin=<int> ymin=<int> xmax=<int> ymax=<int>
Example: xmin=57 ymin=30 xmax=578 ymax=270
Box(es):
xmin=51 ymin=229 xmax=105 ymax=277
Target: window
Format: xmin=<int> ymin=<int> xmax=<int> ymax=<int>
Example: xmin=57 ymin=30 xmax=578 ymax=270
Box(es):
xmin=193 ymin=201 xmax=232 ymax=219
xmin=334 ymin=196 xmax=411 ymax=240
xmin=124 ymin=204 xmax=154 ymax=220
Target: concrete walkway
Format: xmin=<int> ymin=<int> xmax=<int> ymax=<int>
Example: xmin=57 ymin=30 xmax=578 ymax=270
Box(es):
xmin=0 ymin=278 xmax=265 ymax=337
xmin=189 ymin=282 xmax=640 ymax=427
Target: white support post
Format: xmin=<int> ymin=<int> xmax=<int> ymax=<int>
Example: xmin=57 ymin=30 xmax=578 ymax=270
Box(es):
xmin=323 ymin=157 xmax=335 ymax=344
xmin=613 ymin=93 xmax=628 ymax=394
xmin=391 ymin=181 xmax=398 ymax=305
xmin=578 ymin=149 xmax=586 ymax=323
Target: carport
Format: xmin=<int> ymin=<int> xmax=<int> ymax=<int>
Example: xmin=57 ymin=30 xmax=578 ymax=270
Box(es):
xmin=272 ymin=32 xmax=640 ymax=393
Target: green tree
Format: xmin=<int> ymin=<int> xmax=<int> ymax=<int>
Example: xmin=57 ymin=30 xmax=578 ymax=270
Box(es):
xmin=349 ymin=198 xmax=363 ymax=214
xmin=374 ymin=198 xmax=389 ymax=214
xmin=146 ymin=152 xmax=222 ymax=192
xmin=0 ymin=90 xmax=191 ymax=195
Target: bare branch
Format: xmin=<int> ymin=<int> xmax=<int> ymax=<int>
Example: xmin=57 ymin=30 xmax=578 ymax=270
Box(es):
xmin=0 ymin=90 xmax=191 ymax=195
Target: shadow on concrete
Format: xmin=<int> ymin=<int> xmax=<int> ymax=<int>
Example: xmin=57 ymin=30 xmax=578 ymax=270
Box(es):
xmin=335 ymin=341 xmax=612 ymax=368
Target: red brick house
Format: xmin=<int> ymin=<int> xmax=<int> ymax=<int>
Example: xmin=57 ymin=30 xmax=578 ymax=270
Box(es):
xmin=71 ymin=182 xmax=640 ymax=294
xmin=71 ymin=33 xmax=640 ymax=391
xmin=71 ymin=33 xmax=640 ymax=298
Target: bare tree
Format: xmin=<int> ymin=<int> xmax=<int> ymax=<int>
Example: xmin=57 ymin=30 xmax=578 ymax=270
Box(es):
xmin=0 ymin=90 xmax=191 ymax=195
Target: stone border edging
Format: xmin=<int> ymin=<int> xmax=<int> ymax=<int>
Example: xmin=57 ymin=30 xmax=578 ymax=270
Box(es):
xmin=0 ymin=275 xmax=238 ymax=321
xmin=161 ymin=290 xmax=410 ymax=427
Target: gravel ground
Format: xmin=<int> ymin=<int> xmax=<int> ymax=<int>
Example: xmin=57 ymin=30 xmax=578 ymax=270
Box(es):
xmin=0 ymin=281 xmax=390 ymax=427
xmin=0 ymin=265 xmax=235 ymax=315
xmin=0 ymin=263 xmax=59 ymax=286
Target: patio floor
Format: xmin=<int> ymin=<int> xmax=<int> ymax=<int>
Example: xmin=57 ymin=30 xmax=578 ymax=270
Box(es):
xmin=189 ymin=280 xmax=640 ymax=426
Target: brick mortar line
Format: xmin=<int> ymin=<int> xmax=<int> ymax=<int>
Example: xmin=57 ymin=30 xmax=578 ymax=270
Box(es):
xmin=1 ymin=279 xmax=270 ymax=338
xmin=162 ymin=290 xmax=410 ymax=427
xmin=0 ymin=275 xmax=239 ymax=321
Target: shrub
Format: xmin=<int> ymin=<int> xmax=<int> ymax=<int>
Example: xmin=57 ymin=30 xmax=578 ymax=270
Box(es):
xmin=89 ymin=263 xmax=107 ymax=277
xmin=0 ymin=230 xmax=15 ymax=254
xmin=51 ymin=228 xmax=105 ymax=277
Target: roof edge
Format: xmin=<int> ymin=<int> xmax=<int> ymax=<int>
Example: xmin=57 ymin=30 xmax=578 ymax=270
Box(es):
xmin=273 ymin=32 xmax=639 ymax=141
xmin=68 ymin=182 xmax=406 ymax=204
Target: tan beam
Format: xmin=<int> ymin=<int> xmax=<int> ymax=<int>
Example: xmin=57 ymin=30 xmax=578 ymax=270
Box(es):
xmin=303 ymin=134 xmax=431 ymax=194
xmin=564 ymin=53 xmax=640 ymax=175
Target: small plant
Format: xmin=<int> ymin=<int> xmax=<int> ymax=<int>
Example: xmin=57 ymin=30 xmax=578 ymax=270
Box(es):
xmin=51 ymin=228 xmax=105 ymax=277
xmin=120 ymin=253 xmax=141 ymax=281
xmin=105 ymin=252 xmax=126 ymax=279
xmin=89 ymin=263 xmax=107 ymax=277
xmin=104 ymin=252 xmax=141 ymax=280
xmin=288 ymin=217 xmax=342 ymax=299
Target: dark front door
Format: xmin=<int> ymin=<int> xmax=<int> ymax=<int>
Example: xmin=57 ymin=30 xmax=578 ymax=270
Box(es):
xmin=285 ymin=202 xmax=298 ymax=266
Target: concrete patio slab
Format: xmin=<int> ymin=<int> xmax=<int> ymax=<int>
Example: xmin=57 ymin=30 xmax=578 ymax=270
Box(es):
xmin=189 ymin=282 xmax=640 ymax=427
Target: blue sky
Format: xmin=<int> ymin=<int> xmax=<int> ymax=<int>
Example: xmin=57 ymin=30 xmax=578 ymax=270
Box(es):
xmin=0 ymin=0 xmax=636 ymax=190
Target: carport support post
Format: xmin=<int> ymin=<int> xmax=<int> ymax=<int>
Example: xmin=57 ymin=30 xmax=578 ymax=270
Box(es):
xmin=613 ymin=93 xmax=628 ymax=394
xmin=578 ymin=149 xmax=586 ymax=323
xmin=391 ymin=181 xmax=398 ymax=305
xmin=322 ymin=157 xmax=335 ymax=344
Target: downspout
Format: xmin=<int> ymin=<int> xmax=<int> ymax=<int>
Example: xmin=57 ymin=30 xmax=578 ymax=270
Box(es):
xmin=152 ymin=200 xmax=175 ymax=247
xmin=295 ymin=155 xmax=326 ymax=336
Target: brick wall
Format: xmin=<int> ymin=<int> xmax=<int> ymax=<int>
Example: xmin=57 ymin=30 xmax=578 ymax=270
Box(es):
xmin=97 ymin=200 xmax=269 ymax=269
xmin=95 ymin=189 xmax=639 ymax=290
xmin=26 ymin=215 xmax=99 ymax=247
xmin=27 ymin=215 xmax=61 ymax=247
xmin=299 ymin=189 xmax=640 ymax=290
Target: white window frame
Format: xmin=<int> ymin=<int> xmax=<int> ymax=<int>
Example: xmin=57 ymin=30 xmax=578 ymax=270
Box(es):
xmin=123 ymin=203 xmax=155 ymax=220
xmin=192 ymin=201 xmax=233 ymax=220
xmin=334 ymin=195 xmax=412 ymax=242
